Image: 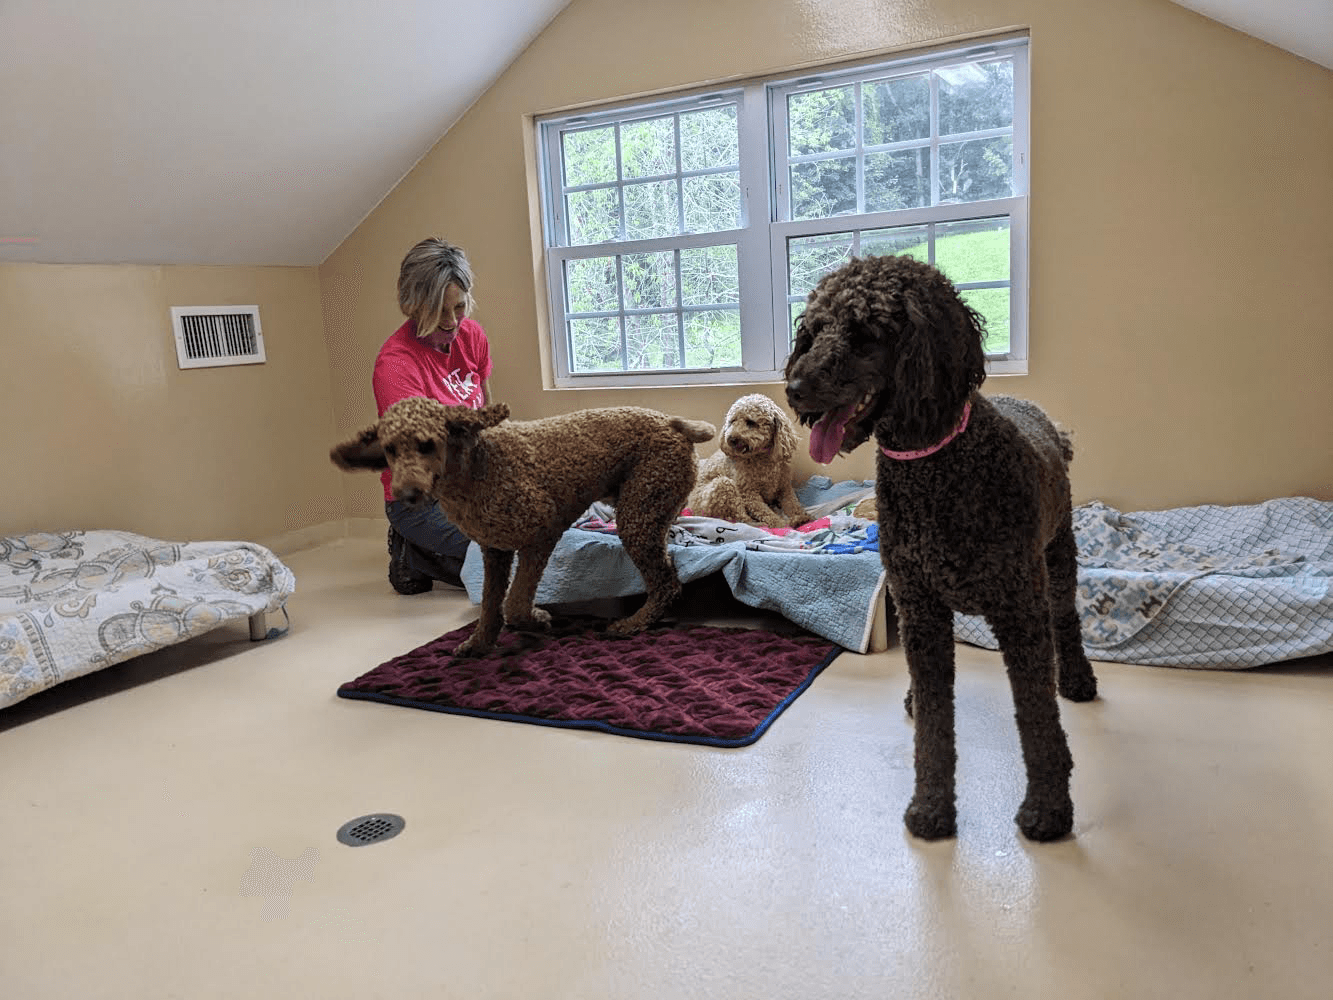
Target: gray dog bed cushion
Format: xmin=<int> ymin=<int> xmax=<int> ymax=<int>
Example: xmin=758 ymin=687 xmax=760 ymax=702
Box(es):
xmin=954 ymin=496 xmax=1333 ymax=668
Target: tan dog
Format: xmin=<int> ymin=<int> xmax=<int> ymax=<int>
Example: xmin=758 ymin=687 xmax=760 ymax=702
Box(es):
xmin=687 ymin=393 xmax=808 ymax=529
xmin=331 ymin=399 xmax=715 ymax=655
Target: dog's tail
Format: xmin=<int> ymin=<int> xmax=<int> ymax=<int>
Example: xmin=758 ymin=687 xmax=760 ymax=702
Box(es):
xmin=671 ymin=418 xmax=716 ymax=444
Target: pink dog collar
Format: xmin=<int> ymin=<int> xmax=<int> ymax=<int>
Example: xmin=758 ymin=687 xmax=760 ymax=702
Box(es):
xmin=880 ymin=401 xmax=972 ymax=461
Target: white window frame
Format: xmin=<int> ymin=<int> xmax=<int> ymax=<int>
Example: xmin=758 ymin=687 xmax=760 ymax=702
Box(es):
xmin=536 ymin=34 xmax=1029 ymax=388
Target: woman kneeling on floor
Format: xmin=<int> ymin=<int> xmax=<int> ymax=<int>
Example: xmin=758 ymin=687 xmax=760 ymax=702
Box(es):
xmin=370 ymin=236 xmax=493 ymax=594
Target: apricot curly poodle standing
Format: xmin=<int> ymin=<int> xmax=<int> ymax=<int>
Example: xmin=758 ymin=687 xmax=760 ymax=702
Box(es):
xmin=784 ymin=254 xmax=1098 ymax=842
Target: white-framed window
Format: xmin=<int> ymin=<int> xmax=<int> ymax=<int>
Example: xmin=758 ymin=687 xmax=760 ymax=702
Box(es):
xmin=537 ymin=34 xmax=1028 ymax=388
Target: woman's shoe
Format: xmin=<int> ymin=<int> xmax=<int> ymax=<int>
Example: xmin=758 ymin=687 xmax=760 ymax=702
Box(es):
xmin=387 ymin=527 xmax=433 ymax=595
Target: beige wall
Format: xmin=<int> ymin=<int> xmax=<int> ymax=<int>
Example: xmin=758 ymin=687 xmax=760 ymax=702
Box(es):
xmin=0 ymin=263 xmax=343 ymax=546
xmin=322 ymin=0 xmax=1333 ymax=517
xmin=3 ymin=0 xmax=1328 ymax=548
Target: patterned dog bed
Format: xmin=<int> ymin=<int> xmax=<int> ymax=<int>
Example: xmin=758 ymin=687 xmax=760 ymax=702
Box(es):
xmin=2 ymin=530 xmax=296 ymax=709
xmin=954 ymin=497 xmax=1333 ymax=668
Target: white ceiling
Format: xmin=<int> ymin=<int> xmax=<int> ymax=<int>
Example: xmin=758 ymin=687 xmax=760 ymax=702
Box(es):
xmin=0 ymin=0 xmax=1327 ymax=268
xmin=1169 ymin=0 xmax=1333 ymax=71
xmin=0 ymin=0 xmax=572 ymax=266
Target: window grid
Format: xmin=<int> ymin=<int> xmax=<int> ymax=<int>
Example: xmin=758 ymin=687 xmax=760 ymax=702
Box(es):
xmin=781 ymin=215 xmax=1014 ymax=355
xmin=539 ymin=35 xmax=1028 ymax=387
xmin=555 ymin=109 xmax=742 ymax=248
xmin=562 ymin=249 xmax=744 ymax=375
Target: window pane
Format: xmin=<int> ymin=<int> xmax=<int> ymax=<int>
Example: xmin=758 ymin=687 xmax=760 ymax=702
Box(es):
xmin=934 ymin=218 xmax=1010 ymax=284
xmin=680 ymin=106 xmax=738 ymax=170
xmin=624 ymin=180 xmax=679 ymax=240
xmin=565 ymin=256 xmax=619 ymax=313
xmin=569 ymin=317 xmax=622 ymax=372
xmin=683 ymin=172 xmax=741 ymax=233
xmin=625 ymin=313 xmax=681 ymax=370
xmin=938 ymin=137 xmax=1013 ymax=204
xmin=622 ymin=116 xmax=676 ymax=179
xmin=788 ymin=233 xmax=854 ymax=301
xmin=959 ymin=287 xmax=1010 ymax=355
xmin=681 ymin=245 xmax=739 ymax=306
xmin=790 ymin=157 xmax=856 ymax=221
xmin=567 ymin=188 xmax=620 ymax=246
xmin=562 ymin=126 xmax=617 ymax=186
xmin=861 ymin=224 xmax=930 ymax=262
xmin=938 ymin=59 xmax=1013 ymax=136
xmin=544 ymin=39 xmax=1029 ymax=385
xmin=788 ymin=85 xmax=855 ymax=155
xmin=864 ymin=74 xmax=930 ymax=144
xmin=623 ymin=252 xmax=677 ymax=310
xmin=865 ymin=148 xmax=930 ymax=212
xmin=684 ymin=309 xmax=741 ymax=368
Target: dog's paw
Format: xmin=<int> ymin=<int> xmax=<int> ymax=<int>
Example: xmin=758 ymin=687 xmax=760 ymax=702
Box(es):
xmin=507 ymin=607 xmax=552 ymax=632
xmin=454 ymin=635 xmax=492 ymax=658
xmin=1058 ymin=670 xmax=1098 ymax=703
xmin=1015 ymin=797 xmax=1074 ymax=841
xmin=605 ymin=617 xmax=646 ymax=636
xmin=904 ymin=797 xmax=956 ymax=840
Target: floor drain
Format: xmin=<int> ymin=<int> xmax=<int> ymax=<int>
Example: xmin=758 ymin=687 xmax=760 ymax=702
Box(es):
xmin=336 ymin=813 xmax=406 ymax=846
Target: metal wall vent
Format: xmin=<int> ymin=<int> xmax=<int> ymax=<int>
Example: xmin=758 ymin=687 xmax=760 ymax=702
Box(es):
xmin=170 ymin=305 xmax=265 ymax=369
xmin=336 ymin=813 xmax=406 ymax=846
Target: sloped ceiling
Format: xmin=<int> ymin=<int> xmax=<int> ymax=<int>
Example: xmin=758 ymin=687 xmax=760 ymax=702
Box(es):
xmin=1168 ymin=0 xmax=1333 ymax=71
xmin=0 ymin=0 xmax=1326 ymax=268
xmin=0 ymin=0 xmax=573 ymax=266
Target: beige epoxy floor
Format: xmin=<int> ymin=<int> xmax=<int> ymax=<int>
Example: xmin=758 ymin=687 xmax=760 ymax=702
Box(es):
xmin=2 ymin=535 xmax=1331 ymax=1000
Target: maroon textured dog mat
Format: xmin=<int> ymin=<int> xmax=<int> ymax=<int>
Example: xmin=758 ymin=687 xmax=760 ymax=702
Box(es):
xmin=337 ymin=615 xmax=841 ymax=747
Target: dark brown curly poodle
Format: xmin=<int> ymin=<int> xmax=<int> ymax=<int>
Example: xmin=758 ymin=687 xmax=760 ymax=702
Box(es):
xmin=784 ymin=254 xmax=1098 ymax=842
xmin=331 ymin=399 xmax=715 ymax=655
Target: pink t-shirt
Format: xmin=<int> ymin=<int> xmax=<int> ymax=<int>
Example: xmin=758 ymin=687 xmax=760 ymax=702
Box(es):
xmin=372 ymin=317 xmax=493 ymax=501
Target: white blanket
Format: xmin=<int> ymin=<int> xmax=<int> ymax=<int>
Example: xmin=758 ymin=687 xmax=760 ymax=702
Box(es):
xmin=2 ymin=531 xmax=296 ymax=710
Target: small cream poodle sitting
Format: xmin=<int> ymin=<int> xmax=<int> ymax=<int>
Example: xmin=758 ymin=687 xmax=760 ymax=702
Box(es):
xmin=688 ymin=393 xmax=809 ymax=529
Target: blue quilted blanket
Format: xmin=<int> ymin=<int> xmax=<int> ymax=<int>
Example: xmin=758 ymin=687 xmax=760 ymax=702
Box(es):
xmin=461 ymin=478 xmax=886 ymax=652
xmin=954 ymin=497 xmax=1333 ymax=668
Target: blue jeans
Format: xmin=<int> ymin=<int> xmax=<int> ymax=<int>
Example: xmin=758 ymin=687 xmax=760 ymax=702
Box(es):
xmin=386 ymin=500 xmax=471 ymax=583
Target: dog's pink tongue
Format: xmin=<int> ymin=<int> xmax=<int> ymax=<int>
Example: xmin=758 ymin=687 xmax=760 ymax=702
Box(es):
xmin=809 ymin=403 xmax=856 ymax=464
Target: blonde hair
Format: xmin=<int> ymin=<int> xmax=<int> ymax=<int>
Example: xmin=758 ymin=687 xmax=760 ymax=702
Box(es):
xmin=397 ymin=237 xmax=476 ymax=337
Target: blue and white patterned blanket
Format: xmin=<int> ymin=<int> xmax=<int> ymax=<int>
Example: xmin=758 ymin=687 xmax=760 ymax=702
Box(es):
xmin=954 ymin=497 xmax=1333 ymax=668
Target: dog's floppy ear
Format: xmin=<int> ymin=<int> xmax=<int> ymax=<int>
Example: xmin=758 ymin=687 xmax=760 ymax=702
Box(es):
xmin=783 ymin=311 xmax=816 ymax=377
xmin=772 ymin=402 xmax=798 ymax=467
xmin=440 ymin=403 xmax=507 ymax=481
xmin=330 ymin=425 xmax=387 ymax=471
xmin=434 ymin=402 xmax=508 ymax=481
xmin=892 ymin=281 xmax=987 ymax=443
xmin=898 ymin=281 xmax=987 ymax=398
xmin=476 ymin=402 xmax=509 ymax=430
